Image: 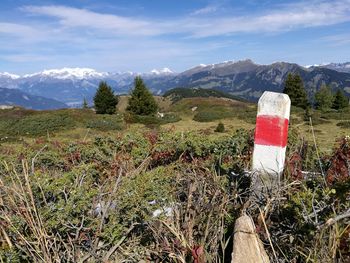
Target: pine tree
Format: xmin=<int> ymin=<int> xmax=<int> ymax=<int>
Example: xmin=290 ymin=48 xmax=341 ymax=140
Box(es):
xmin=82 ymin=97 xmax=89 ymax=109
xmin=283 ymin=73 xmax=309 ymax=108
xmin=126 ymin=76 xmax=158 ymax=115
xmin=93 ymin=81 xmax=119 ymax=114
xmin=315 ymin=85 xmax=334 ymax=111
xmin=332 ymin=89 xmax=349 ymax=110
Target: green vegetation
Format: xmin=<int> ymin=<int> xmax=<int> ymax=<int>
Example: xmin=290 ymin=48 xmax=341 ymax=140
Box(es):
xmin=0 ymin=128 xmax=254 ymax=262
xmin=0 ymin=120 xmax=349 ymax=262
xmin=0 ymin=83 xmax=350 ymax=262
xmin=193 ymin=109 xmax=232 ymax=122
xmin=333 ymin=89 xmax=349 ymax=110
xmin=86 ymin=115 xmax=124 ymax=131
xmin=0 ymin=108 xmax=124 ymax=139
xmin=315 ymin=85 xmax=334 ymax=111
xmin=169 ymin=97 xmax=257 ymax=124
xmin=337 ymin=121 xmax=350 ymax=128
xmin=93 ymin=81 xmax=119 ymax=114
xmin=215 ymin=122 xmax=225 ymax=132
xmin=0 ymin=87 xmax=350 ymax=262
xmin=127 ymin=76 xmax=158 ymax=115
xmin=283 ymin=73 xmax=309 ymax=108
xmin=0 ymin=111 xmax=75 ymax=137
xmin=128 ymin=113 xmax=181 ymax=127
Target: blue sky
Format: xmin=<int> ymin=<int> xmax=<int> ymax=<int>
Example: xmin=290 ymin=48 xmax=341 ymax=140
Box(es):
xmin=1 ymin=0 xmax=350 ymax=74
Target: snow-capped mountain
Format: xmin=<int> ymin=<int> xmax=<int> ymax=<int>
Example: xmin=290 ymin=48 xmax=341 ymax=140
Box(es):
xmin=0 ymin=67 xmax=175 ymax=107
xmin=0 ymin=72 xmax=20 ymax=79
xmin=150 ymin=67 xmax=174 ymax=75
xmin=0 ymin=72 xmax=21 ymax=89
xmin=320 ymin=62 xmax=350 ymax=73
xmin=23 ymin=68 xmax=108 ymax=80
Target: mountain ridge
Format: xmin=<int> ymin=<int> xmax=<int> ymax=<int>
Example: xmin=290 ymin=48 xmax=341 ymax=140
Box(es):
xmin=3 ymin=60 xmax=350 ymax=79
xmin=1 ymin=60 xmax=349 ymax=107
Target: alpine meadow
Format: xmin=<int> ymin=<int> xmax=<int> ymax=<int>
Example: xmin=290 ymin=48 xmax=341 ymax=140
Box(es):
xmin=0 ymin=1 xmax=350 ymax=262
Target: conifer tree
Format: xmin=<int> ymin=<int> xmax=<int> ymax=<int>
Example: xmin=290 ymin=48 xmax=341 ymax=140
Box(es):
xmin=283 ymin=73 xmax=309 ymax=108
xmin=93 ymin=81 xmax=119 ymax=114
xmin=315 ymin=85 xmax=334 ymax=111
xmin=332 ymin=89 xmax=349 ymax=110
xmin=126 ymin=76 xmax=158 ymax=115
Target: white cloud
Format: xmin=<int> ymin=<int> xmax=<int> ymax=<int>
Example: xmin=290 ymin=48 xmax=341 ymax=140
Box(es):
xmin=191 ymin=5 xmax=218 ymax=16
xmin=0 ymin=22 xmax=42 ymax=38
xmin=187 ymin=0 xmax=350 ymax=37
xmin=1 ymin=0 xmax=350 ymax=73
xmin=22 ymin=5 xmax=164 ymax=36
xmin=320 ymin=33 xmax=350 ymax=46
xmin=19 ymin=1 xmax=350 ymax=39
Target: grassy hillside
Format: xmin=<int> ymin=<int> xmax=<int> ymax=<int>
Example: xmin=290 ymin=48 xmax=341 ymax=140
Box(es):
xmin=0 ymin=94 xmax=349 ymax=262
xmin=163 ymin=87 xmax=246 ymax=102
xmin=1 ymin=96 xmax=349 ymax=153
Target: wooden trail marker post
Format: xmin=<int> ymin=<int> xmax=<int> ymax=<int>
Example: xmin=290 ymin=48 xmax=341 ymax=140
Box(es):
xmin=231 ymin=91 xmax=290 ymax=263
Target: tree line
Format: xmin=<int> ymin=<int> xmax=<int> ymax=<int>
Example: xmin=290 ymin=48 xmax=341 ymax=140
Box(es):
xmin=91 ymin=76 xmax=158 ymax=115
xmin=283 ymin=73 xmax=349 ymax=111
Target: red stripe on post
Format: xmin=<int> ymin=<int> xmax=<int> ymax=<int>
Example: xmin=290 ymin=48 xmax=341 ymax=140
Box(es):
xmin=254 ymin=115 xmax=289 ymax=147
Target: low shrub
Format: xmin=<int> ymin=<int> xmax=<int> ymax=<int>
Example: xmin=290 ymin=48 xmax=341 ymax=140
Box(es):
xmin=321 ymin=109 xmax=350 ymax=120
xmin=1 ymin=112 xmax=75 ymax=136
xmin=134 ymin=115 xmax=161 ymax=125
xmin=193 ymin=110 xmax=231 ymax=122
xmin=127 ymin=113 xmax=181 ymax=126
xmin=215 ymin=122 xmax=225 ymax=132
xmin=336 ymin=121 xmax=350 ymax=128
xmin=306 ymin=111 xmax=331 ymax=125
xmin=235 ymin=106 xmax=257 ymax=124
xmin=159 ymin=113 xmax=181 ymax=124
xmin=87 ymin=115 xmax=124 ymax=131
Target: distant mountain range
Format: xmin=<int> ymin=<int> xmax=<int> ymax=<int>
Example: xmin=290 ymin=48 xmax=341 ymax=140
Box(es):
xmin=0 ymin=68 xmax=175 ymax=107
xmin=155 ymin=60 xmax=350 ymax=102
xmin=307 ymin=62 xmax=350 ymax=73
xmin=0 ymin=87 xmax=67 ymax=110
xmin=1 ymin=61 xmax=349 ymax=109
xmin=323 ymin=63 xmax=350 ymax=73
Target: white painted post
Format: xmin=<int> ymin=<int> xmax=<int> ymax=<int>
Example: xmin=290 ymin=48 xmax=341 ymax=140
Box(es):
xmin=231 ymin=92 xmax=290 ymax=263
xmin=252 ymin=91 xmax=291 ymax=175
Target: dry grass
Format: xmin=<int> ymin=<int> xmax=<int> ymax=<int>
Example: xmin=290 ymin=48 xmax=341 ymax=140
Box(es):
xmin=295 ymin=119 xmax=349 ymax=153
